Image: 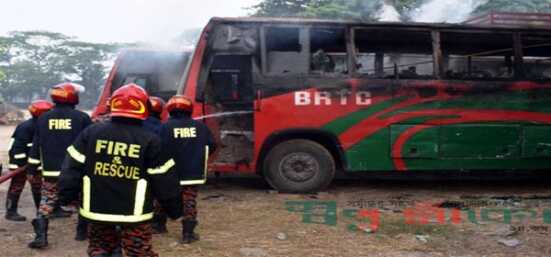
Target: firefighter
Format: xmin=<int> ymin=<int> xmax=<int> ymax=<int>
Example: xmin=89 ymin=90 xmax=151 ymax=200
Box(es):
xmin=58 ymin=83 xmax=181 ymax=257
xmin=143 ymin=96 xmax=168 ymax=234
xmin=27 ymin=82 xmax=92 ymax=249
xmin=143 ymin=96 xmax=165 ymax=135
xmin=159 ymin=95 xmax=216 ymax=243
xmin=4 ymin=100 xmax=53 ymax=221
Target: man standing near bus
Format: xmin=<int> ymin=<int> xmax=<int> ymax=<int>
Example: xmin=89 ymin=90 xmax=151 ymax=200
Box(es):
xmin=160 ymin=95 xmax=216 ymax=243
xmin=26 ymin=82 xmax=92 ymax=249
xmin=143 ymin=96 xmax=165 ymax=135
xmin=143 ymin=96 xmax=169 ymax=234
xmin=4 ymin=100 xmax=53 ymax=221
xmin=58 ymin=84 xmax=182 ymax=257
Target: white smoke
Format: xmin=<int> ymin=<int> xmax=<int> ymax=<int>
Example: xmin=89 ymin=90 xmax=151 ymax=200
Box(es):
xmin=378 ymin=1 xmax=401 ymax=22
xmin=411 ymin=0 xmax=489 ymax=23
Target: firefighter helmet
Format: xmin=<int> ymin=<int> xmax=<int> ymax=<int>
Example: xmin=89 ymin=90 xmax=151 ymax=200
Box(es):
xmin=50 ymin=82 xmax=84 ymax=104
xmin=28 ymin=100 xmax=54 ymax=118
xmin=166 ymin=95 xmax=193 ymax=114
xmin=148 ymin=96 xmax=165 ymax=114
xmin=110 ymin=83 xmax=149 ymax=120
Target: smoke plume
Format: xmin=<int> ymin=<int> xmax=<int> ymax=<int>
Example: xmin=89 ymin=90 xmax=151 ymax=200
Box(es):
xmin=410 ymin=0 xmax=488 ymax=23
xmin=378 ymin=1 xmax=401 ymax=22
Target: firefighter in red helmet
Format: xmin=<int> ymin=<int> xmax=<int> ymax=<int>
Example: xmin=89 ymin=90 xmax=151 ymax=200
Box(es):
xmin=158 ymin=95 xmax=216 ymax=243
xmin=3 ymin=100 xmax=53 ymax=222
xmin=143 ymin=96 xmax=168 ymax=233
xmin=143 ymin=96 xmax=165 ymax=135
xmin=58 ymin=84 xmax=181 ymax=257
xmin=27 ymin=82 xmax=92 ymax=249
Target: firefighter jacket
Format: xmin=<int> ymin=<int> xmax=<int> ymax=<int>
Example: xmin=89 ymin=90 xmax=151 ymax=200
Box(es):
xmin=58 ymin=118 xmax=182 ymax=224
xmin=159 ymin=115 xmax=216 ymax=186
xmin=8 ymin=118 xmax=36 ymax=169
xmin=27 ymin=104 xmax=92 ymax=180
xmin=143 ymin=116 xmax=162 ymax=135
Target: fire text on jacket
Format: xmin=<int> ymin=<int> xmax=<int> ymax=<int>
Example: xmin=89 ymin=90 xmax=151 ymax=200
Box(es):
xmin=48 ymin=119 xmax=72 ymax=130
xmin=95 ymin=140 xmax=141 ymax=158
xmin=174 ymin=128 xmax=197 ymax=138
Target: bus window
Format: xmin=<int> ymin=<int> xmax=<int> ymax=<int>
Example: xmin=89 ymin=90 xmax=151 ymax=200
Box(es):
xmin=206 ymin=55 xmax=253 ymax=103
xmin=354 ymin=29 xmax=434 ymax=79
xmin=310 ymin=28 xmax=348 ymax=75
xmin=122 ymin=75 xmax=149 ymax=89
xmin=521 ymin=33 xmax=551 ymax=81
xmin=441 ymin=32 xmax=515 ymax=80
xmin=110 ymin=50 xmax=189 ymax=101
xmin=264 ymin=26 xmax=309 ymax=75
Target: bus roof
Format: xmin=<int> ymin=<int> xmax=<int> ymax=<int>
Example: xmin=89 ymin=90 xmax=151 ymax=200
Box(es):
xmin=208 ymin=16 xmax=551 ymax=33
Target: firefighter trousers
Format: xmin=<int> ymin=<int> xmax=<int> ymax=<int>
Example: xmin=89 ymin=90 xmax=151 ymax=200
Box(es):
xmin=88 ymin=222 xmax=158 ymax=257
xmin=37 ymin=180 xmax=58 ymax=218
xmin=154 ymin=185 xmax=198 ymax=221
xmin=7 ymin=169 xmax=42 ymax=198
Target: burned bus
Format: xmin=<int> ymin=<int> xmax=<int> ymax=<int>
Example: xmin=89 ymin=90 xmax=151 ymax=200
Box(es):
xmin=94 ymin=17 xmax=551 ymax=193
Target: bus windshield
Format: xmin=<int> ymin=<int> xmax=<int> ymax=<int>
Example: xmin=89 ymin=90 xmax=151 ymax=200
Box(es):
xmin=110 ymin=50 xmax=190 ymax=101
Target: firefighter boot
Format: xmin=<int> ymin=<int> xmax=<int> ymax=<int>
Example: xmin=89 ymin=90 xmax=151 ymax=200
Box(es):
xmin=28 ymin=218 xmax=48 ymax=249
xmin=75 ymin=216 xmax=88 ymax=241
xmin=182 ymin=220 xmax=200 ymax=244
xmin=110 ymin=247 xmax=123 ymax=257
xmin=5 ymin=193 xmax=26 ymax=222
xmin=31 ymin=188 xmax=41 ymax=210
xmin=50 ymin=205 xmax=72 ymax=219
xmin=152 ymin=213 xmax=168 ymax=234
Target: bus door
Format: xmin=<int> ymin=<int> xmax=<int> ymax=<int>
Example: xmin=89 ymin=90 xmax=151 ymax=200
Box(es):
xmin=201 ymin=54 xmax=255 ymax=166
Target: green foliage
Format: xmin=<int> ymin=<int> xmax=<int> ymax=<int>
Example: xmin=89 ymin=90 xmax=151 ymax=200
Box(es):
xmin=249 ymin=0 xmax=551 ymax=21
xmin=249 ymin=0 xmax=426 ymax=21
xmin=249 ymin=0 xmax=315 ymax=17
xmin=302 ymin=0 xmax=380 ymax=21
xmin=474 ymin=0 xmax=551 ymax=14
xmin=0 ymin=31 xmax=122 ymax=108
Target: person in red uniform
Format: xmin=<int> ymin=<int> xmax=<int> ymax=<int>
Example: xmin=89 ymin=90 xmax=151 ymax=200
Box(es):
xmin=58 ymin=84 xmax=182 ymax=257
xmin=27 ymin=82 xmax=92 ymax=249
xmin=4 ymin=100 xmax=53 ymax=221
xmin=159 ymin=95 xmax=216 ymax=243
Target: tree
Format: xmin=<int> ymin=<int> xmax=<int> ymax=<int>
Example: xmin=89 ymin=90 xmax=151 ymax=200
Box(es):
xmin=249 ymin=0 xmax=425 ymax=22
xmin=474 ymin=0 xmax=551 ymax=14
xmin=0 ymin=31 xmax=121 ymax=108
xmin=249 ymin=0 xmax=316 ymax=17
xmin=302 ymin=0 xmax=380 ymax=21
xmin=0 ymin=40 xmax=6 ymax=82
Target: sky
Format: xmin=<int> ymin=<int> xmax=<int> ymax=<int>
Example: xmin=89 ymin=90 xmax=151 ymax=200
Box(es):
xmin=0 ymin=0 xmax=259 ymax=43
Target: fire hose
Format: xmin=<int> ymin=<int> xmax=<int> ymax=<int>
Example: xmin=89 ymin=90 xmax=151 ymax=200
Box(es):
xmin=0 ymin=165 xmax=27 ymax=185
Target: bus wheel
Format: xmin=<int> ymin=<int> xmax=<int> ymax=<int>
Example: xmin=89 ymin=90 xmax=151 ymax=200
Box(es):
xmin=263 ymin=139 xmax=335 ymax=193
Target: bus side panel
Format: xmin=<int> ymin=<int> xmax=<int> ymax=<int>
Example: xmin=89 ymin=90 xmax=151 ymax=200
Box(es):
xmin=336 ymin=81 xmax=551 ymax=172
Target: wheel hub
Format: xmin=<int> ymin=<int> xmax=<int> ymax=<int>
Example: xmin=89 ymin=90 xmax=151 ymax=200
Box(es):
xmin=279 ymin=152 xmax=319 ymax=182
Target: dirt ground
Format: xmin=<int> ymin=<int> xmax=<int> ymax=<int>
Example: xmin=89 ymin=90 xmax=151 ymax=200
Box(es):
xmin=1 ymin=124 xmax=551 ymax=257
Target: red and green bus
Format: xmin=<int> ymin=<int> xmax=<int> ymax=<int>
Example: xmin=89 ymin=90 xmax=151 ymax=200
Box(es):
xmin=94 ymin=18 xmax=551 ymax=193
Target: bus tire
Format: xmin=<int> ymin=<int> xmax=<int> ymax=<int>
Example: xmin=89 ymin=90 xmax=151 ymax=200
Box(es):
xmin=263 ymin=139 xmax=335 ymax=193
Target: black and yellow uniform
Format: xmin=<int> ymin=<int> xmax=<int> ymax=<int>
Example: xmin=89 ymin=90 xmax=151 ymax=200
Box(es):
xmin=159 ymin=113 xmax=215 ymax=186
xmin=58 ymin=117 xmax=181 ymax=257
xmin=159 ymin=111 xmax=215 ymax=243
xmin=26 ymin=103 xmax=92 ymax=249
xmin=5 ymin=119 xmax=42 ymax=221
xmin=28 ymin=104 xmax=92 ymax=181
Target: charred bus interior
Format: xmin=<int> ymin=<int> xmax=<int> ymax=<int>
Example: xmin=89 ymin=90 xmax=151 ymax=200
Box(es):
xmin=111 ymin=50 xmax=190 ymax=101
